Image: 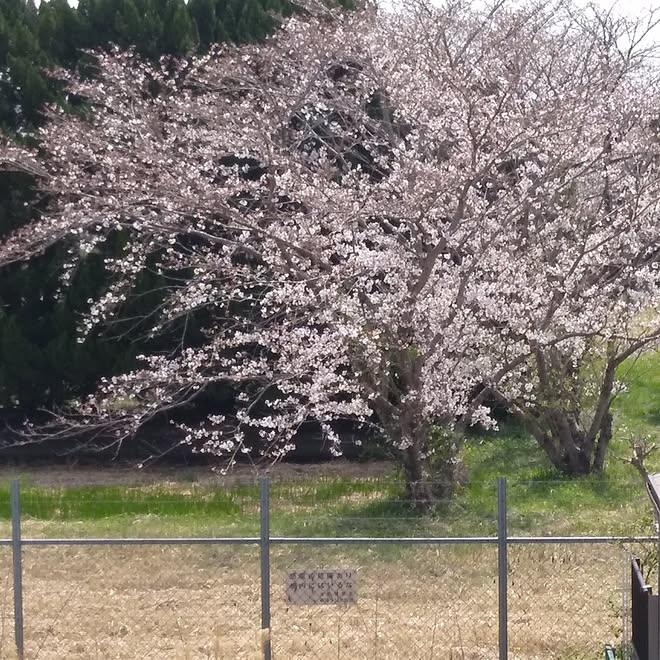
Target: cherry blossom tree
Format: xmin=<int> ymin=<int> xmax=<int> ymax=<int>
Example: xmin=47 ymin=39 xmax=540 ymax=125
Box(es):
xmin=2 ymin=0 xmax=660 ymax=504
xmin=464 ymin=4 xmax=660 ymax=475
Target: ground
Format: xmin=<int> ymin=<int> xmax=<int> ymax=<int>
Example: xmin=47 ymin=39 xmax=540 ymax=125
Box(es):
xmin=0 ymin=351 xmax=658 ymax=658
xmin=0 ymin=458 xmax=395 ymax=488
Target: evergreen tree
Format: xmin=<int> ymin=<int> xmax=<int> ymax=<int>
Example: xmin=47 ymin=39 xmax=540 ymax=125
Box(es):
xmin=130 ymin=0 xmax=164 ymax=58
xmin=188 ymin=0 xmax=215 ymax=50
xmin=216 ymin=0 xmax=238 ymax=43
xmin=0 ymin=0 xmax=357 ymax=415
xmin=236 ymin=0 xmax=272 ymax=43
xmin=114 ymin=0 xmax=143 ymax=48
xmin=160 ymin=0 xmax=198 ymax=55
xmin=77 ymin=0 xmax=121 ymax=46
xmin=0 ymin=0 xmax=50 ymax=132
xmin=37 ymin=0 xmax=83 ymax=66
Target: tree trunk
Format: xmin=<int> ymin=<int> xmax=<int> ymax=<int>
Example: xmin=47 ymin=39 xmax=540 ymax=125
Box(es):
xmin=592 ymin=411 xmax=612 ymax=473
xmin=509 ymin=350 xmax=617 ymax=476
xmin=403 ymin=444 xmax=435 ymax=510
xmin=372 ymin=390 xmax=459 ymax=509
xmin=402 ymin=439 xmax=458 ymax=510
xmin=527 ymin=405 xmax=612 ymax=476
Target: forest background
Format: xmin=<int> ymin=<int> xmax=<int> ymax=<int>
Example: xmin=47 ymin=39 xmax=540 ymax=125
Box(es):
xmin=0 ymin=0 xmax=351 ymax=464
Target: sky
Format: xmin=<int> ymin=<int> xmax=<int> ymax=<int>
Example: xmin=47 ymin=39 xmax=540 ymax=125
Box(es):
xmin=379 ymin=0 xmax=659 ymax=14
xmin=591 ymin=0 xmax=660 ymax=44
xmin=378 ymin=0 xmax=660 ymax=47
xmin=595 ymin=0 xmax=658 ymax=16
xmin=554 ymin=0 xmax=660 ymax=31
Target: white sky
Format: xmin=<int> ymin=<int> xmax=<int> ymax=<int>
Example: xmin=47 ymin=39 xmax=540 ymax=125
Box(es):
xmin=598 ymin=0 xmax=658 ymax=16
xmin=591 ymin=0 xmax=660 ymax=45
xmin=379 ymin=0 xmax=659 ymax=15
xmin=378 ymin=0 xmax=660 ymax=48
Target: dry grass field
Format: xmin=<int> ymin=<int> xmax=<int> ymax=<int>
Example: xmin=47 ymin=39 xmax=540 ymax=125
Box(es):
xmin=0 ymin=532 xmax=639 ymax=659
xmin=2 ymin=342 xmax=660 ymax=660
xmin=1 ymin=342 xmax=659 ymax=658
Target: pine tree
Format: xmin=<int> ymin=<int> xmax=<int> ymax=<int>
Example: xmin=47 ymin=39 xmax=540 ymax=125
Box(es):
xmin=114 ymin=0 xmax=143 ymax=48
xmin=0 ymin=11 xmax=9 ymax=63
xmin=189 ymin=0 xmax=215 ymax=50
xmin=160 ymin=0 xmax=198 ymax=55
xmin=37 ymin=0 xmax=83 ymax=65
xmin=236 ymin=0 xmax=271 ymax=43
xmin=0 ymin=1 xmax=50 ymax=132
xmin=132 ymin=0 xmax=164 ymax=58
xmin=216 ymin=0 xmax=238 ymax=42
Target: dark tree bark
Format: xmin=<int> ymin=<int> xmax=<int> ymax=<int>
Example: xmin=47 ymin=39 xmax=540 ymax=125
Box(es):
xmin=401 ymin=438 xmax=458 ymax=510
xmin=527 ymin=406 xmax=610 ymax=475
xmin=503 ymin=348 xmax=618 ymax=476
xmin=402 ymin=443 xmax=435 ymax=510
xmin=367 ymin=335 xmax=461 ymax=510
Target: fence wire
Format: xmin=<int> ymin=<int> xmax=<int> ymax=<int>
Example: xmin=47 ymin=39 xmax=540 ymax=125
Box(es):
xmin=271 ymin=543 xmax=498 ymax=659
xmin=20 ymin=544 xmax=261 ymax=659
xmin=0 ymin=476 xmax=654 ymax=659
xmin=508 ymin=543 xmax=628 ymax=660
xmin=0 ymin=547 xmax=13 ymax=659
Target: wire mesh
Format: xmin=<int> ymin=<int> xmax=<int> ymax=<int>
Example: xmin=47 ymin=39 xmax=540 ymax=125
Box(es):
xmin=0 ymin=547 xmax=14 ymax=659
xmin=20 ymin=544 xmax=261 ymax=659
xmin=266 ymin=478 xmax=499 ymax=538
xmin=505 ymin=478 xmax=653 ymax=537
xmin=14 ymin=485 xmax=259 ymax=539
xmin=270 ymin=543 xmax=498 ymax=659
xmin=507 ymin=542 xmax=634 ymax=660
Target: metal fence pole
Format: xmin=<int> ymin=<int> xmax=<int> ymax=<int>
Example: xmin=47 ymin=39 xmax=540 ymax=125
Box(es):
xmin=497 ymin=476 xmax=508 ymax=660
xmin=260 ymin=477 xmax=271 ymax=660
xmin=11 ymin=479 xmax=24 ymax=660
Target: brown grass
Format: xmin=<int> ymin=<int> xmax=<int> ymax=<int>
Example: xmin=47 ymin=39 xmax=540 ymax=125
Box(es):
xmin=0 ymin=540 xmax=634 ymax=659
xmin=0 ymin=461 xmax=394 ymax=490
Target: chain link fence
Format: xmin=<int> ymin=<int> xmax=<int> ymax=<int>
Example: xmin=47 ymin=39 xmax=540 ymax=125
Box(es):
xmin=0 ymin=546 xmax=13 ymax=658
xmin=508 ymin=543 xmax=626 ymax=660
xmin=19 ymin=544 xmax=261 ymax=659
xmin=0 ymin=476 xmax=655 ymax=659
xmin=270 ymin=543 xmax=499 ymax=659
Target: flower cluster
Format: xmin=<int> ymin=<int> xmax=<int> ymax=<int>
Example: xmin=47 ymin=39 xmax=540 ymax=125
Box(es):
xmin=2 ymin=1 xmax=660 ymax=482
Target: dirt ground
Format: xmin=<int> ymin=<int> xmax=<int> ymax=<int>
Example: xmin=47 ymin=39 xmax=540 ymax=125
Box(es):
xmin=0 ymin=542 xmax=628 ymax=660
xmin=0 ymin=459 xmax=395 ymax=489
xmin=0 ymin=463 xmax=633 ymax=659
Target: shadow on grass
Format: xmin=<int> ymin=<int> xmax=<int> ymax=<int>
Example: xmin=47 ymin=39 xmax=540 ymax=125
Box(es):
xmin=270 ymin=492 xmax=421 ymax=537
xmin=463 ymin=421 xmax=552 ymax=483
xmin=269 ymin=484 xmax=502 ymax=538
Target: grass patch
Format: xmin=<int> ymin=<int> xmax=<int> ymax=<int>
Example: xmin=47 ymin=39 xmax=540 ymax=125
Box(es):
xmin=615 ymin=350 xmax=660 ymax=436
xmin=0 ymin=350 xmax=657 ymax=541
xmin=0 ymin=484 xmax=240 ymax=521
xmin=0 ymin=469 xmax=649 ymax=540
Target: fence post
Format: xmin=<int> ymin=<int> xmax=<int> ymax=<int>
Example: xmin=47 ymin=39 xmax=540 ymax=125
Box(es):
xmin=260 ymin=477 xmax=271 ymax=660
xmin=497 ymin=476 xmax=508 ymax=660
xmin=10 ymin=479 xmax=24 ymax=660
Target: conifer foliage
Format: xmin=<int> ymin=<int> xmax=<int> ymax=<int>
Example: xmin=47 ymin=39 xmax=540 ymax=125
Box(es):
xmin=0 ymin=0 xmax=307 ymax=413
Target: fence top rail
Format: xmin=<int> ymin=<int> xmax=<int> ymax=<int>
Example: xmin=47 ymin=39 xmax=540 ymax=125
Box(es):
xmin=0 ymin=534 xmax=656 ymax=546
xmin=632 ymin=556 xmax=652 ymax=591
